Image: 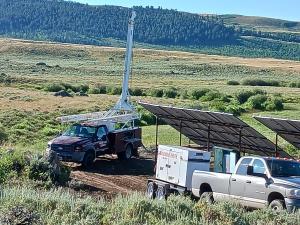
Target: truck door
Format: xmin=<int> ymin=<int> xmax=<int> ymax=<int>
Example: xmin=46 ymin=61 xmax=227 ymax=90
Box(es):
xmin=230 ymin=158 xmax=252 ymax=201
xmin=243 ymin=159 xmax=268 ymax=208
xmin=95 ymin=126 xmax=108 ymax=152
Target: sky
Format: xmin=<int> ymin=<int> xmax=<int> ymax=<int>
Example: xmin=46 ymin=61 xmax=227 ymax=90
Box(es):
xmin=72 ymin=0 xmax=300 ymax=21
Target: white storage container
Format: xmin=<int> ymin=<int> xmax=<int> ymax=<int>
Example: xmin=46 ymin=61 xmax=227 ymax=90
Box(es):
xmin=156 ymin=145 xmax=211 ymax=190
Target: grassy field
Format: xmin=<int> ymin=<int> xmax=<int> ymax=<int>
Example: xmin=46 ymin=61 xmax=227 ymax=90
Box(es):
xmin=0 ymin=37 xmax=300 ymax=154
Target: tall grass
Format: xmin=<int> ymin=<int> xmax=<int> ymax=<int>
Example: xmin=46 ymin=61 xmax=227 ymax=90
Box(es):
xmin=0 ymin=186 xmax=299 ymax=225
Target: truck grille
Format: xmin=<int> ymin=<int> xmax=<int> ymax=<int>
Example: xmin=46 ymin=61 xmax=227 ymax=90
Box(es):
xmin=51 ymin=144 xmax=73 ymax=152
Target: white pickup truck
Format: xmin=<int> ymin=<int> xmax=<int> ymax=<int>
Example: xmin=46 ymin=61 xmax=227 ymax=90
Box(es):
xmin=192 ymin=156 xmax=300 ymax=212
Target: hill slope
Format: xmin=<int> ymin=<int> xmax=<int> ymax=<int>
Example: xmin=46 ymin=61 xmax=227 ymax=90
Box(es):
xmin=0 ymin=0 xmax=299 ymax=60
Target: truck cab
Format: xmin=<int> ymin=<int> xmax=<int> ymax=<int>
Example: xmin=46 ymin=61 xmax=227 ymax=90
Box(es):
xmin=192 ymin=156 xmax=300 ymax=212
xmin=47 ymin=122 xmax=142 ymax=167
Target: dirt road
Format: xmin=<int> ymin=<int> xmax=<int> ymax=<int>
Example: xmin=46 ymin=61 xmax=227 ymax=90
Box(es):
xmin=70 ymin=154 xmax=155 ymax=198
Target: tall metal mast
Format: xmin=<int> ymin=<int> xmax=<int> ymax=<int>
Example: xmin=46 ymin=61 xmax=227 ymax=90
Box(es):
xmin=113 ymin=11 xmax=136 ymax=112
xmin=56 ymin=11 xmax=139 ymax=127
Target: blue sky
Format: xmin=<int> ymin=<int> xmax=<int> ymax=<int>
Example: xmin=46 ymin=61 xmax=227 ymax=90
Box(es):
xmin=72 ymin=0 xmax=300 ymax=21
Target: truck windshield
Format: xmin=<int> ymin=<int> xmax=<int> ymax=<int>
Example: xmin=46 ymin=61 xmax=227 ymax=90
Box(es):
xmin=266 ymin=159 xmax=300 ymax=177
xmin=63 ymin=124 xmax=96 ymax=138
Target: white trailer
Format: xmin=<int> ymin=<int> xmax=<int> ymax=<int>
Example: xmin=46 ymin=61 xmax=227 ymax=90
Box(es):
xmin=147 ymin=145 xmax=211 ymax=199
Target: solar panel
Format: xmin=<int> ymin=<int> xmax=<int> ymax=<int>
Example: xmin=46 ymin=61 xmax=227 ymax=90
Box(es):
xmin=254 ymin=116 xmax=300 ymax=149
xmin=139 ymin=102 xmax=291 ymax=158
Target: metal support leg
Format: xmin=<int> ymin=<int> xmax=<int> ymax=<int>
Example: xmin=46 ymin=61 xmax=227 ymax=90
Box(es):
xmin=275 ymin=133 xmax=278 ymax=157
xmin=179 ymin=121 xmax=182 ymax=146
xmin=207 ymin=124 xmax=211 ymax=151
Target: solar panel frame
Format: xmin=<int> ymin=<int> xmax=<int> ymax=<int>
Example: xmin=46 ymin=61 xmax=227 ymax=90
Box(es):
xmin=139 ymin=102 xmax=291 ymax=158
xmin=254 ymin=116 xmax=300 ymax=149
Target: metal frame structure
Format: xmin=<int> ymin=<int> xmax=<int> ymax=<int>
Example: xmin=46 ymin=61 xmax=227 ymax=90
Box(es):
xmin=140 ymin=102 xmax=291 ymax=158
xmin=56 ymin=11 xmax=139 ymax=130
xmin=254 ymin=116 xmax=300 ymax=155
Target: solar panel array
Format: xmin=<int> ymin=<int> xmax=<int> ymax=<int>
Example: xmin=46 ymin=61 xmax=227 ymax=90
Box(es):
xmin=139 ymin=102 xmax=290 ymax=158
xmin=254 ymin=116 xmax=300 ymax=149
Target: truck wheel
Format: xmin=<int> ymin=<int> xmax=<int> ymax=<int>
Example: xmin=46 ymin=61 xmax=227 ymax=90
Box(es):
xmin=82 ymin=152 xmax=95 ymax=168
xmin=156 ymin=185 xmax=167 ymax=200
xmin=117 ymin=144 xmax=133 ymax=160
xmin=146 ymin=182 xmax=156 ymax=199
xmin=269 ymin=199 xmax=285 ymax=212
xmin=200 ymin=192 xmax=214 ymax=204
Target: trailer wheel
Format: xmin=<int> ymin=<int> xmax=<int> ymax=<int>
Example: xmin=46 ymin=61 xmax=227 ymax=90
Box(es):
xmin=117 ymin=144 xmax=133 ymax=160
xmin=82 ymin=151 xmax=95 ymax=168
xmin=200 ymin=192 xmax=214 ymax=204
xmin=146 ymin=182 xmax=156 ymax=199
xmin=156 ymin=185 xmax=167 ymax=200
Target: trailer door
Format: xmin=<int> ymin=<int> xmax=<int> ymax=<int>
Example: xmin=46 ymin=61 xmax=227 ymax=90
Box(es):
xmin=166 ymin=149 xmax=181 ymax=184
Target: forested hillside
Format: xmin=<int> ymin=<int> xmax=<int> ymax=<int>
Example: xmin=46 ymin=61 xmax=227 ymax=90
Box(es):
xmin=0 ymin=0 xmax=236 ymax=45
xmin=0 ymin=0 xmax=299 ymax=60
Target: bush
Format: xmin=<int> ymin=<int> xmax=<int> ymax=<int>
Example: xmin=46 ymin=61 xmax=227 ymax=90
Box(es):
xmin=163 ymin=87 xmax=178 ymax=98
xmin=148 ymin=88 xmax=164 ymax=98
xmin=235 ymin=89 xmax=265 ymax=104
xmin=227 ymin=80 xmax=240 ymax=85
xmin=140 ymin=112 xmax=156 ymax=126
xmin=106 ymin=86 xmax=122 ymax=95
xmin=0 ymin=123 xmax=8 ymax=145
xmin=129 ymin=87 xmax=144 ymax=96
xmin=0 ymin=150 xmax=27 ymax=184
xmin=242 ymin=79 xmax=280 ymax=87
xmin=264 ymin=97 xmax=284 ymax=111
xmin=289 ymin=82 xmax=300 ymax=88
xmin=88 ymin=85 xmax=107 ymax=94
xmin=44 ymin=83 xmax=65 ymax=92
xmin=201 ymin=90 xmax=222 ymax=101
xmin=189 ymin=88 xmax=209 ymax=100
xmin=245 ymin=94 xmax=268 ymax=110
xmin=28 ymin=152 xmax=70 ymax=187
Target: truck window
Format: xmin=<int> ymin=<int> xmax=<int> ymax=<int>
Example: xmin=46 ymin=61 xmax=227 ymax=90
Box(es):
xmin=236 ymin=158 xmax=252 ymax=175
xmin=97 ymin=127 xmax=107 ymax=140
xmin=252 ymin=159 xmax=266 ymax=174
xmin=266 ymin=159 xmax=300 ymax=177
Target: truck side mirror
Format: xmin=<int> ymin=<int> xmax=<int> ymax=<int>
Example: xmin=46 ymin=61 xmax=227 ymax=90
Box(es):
xmin=247 ymin=165 xmax=253 ymax=175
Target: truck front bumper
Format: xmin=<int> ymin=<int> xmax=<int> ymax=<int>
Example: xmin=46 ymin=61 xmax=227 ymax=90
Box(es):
xmin=285 ymin=198 xmax=300 ymax=213
xmin=47 ymin=148 xmax=85 ymax=163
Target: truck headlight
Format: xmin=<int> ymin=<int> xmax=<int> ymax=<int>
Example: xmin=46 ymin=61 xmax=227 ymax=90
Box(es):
xmin=287 ymin=189 xmax=300 ymax=199
xmin=74 ymin=145 xmax=82 ymax=152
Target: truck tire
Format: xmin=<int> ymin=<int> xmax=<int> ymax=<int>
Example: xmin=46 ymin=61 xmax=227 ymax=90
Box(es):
xmin=82 ymin=152 xmax=95 ymax=168
xmin=156 ymin=185 xmax=167 ymax=200
xmin=146 ymin=182 xmax=156 ymax=199
xmin=269 ymin=199 xmax=285 ymax=212
xmin=200 ymin=192 xmax=214 ymax=204
xmin=117 ymin=144 xmax=133 ymax=160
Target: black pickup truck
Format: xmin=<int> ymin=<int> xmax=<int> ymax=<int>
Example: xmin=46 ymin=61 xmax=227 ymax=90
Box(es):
xmin=47 ymin=123 xmax=142 ymax=167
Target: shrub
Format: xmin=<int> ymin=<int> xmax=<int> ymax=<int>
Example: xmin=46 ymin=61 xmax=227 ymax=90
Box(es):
xmin=235 ymin=89 xmax=265 ymax=104
xmin=163 ymin=87 xmax=178 ymax=98
xmin=189 ymin=88 xmax=209 ymax=100
xmin=140 ymin=112 xmax=156 ymax=126
xmin=88 ymin=85 xmax=107 ymax=94
xmin=28 ymin=153 xmax=70 ymax=187
xmin=44 ymin=83 xmax=65 ymax=92
xmin=148 ymin=88 xmax=164 ymax=98
xmin=242 ymin=79 xmax=280 ymax=87
xmin=264 ymin=97 xmax=284 ymax=111
xmin=0 ymin=150 xmax=27 ymax=184
xmin=0 ymin=123 xmax=8 ymax=145
xmin=245 ymin=94 xmax=268 ymax=110
xmin=209 ymin=100 xmax=226 ymax=112
xmin=289 ymin=82 xmax=300 ymax=88
xmin=129 ymin=87 xmax=144 ymax=96
xmin=201 ymin=90 xmax=222 ymax=101
xmin=106 ymin=86 xmax=122 ymax=95
xmin=227 ymin=80 xmax=240 ymax=85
